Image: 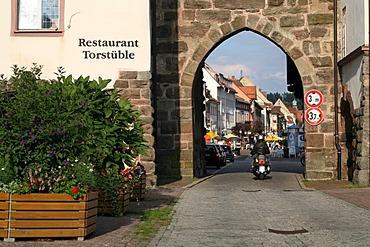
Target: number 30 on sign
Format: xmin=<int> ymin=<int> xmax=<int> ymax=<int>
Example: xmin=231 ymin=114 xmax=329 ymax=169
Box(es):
xmin=305 ymin=107 xmax=324 ymax=125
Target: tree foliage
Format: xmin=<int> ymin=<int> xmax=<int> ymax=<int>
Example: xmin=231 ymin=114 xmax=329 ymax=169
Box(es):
xmin=266 ymin=92 xmax=303 ymax=110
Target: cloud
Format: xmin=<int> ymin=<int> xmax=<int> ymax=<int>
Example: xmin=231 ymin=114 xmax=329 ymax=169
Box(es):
xmin=260 ymin=71 xmax=286 ymax=81
xmin=209 ymin=63 xmax=253 ymax=78
xmin=206 ymin=31 xmax=288 ymax=93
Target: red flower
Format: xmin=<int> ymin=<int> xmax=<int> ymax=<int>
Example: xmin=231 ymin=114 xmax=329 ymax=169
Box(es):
xmin=72 ymin=187 xmax=79 ymax=194
xmin=27 ymin=183 xmax=32 ymax=188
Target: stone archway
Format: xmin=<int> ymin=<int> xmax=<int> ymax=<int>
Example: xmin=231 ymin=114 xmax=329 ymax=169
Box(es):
xmin=153 ymin=0 xmax=340 ymax=184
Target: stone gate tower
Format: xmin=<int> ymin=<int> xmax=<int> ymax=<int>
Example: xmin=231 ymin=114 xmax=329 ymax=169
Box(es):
xmin=140 ymin=0 xmax=342 ymax=185
xmin=147 ymin=0 xmax=343 ymax=185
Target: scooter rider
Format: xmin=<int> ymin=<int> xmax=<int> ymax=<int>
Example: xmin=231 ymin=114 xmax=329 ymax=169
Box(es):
xmin=250 ymin=135 xmax=270 ymax=171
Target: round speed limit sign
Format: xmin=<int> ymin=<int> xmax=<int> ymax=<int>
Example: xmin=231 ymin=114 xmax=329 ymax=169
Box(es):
xmin=304 ymin=89 xmax=323 ymax=107
xmin=305 ymin=107 xmax=324 ymax=125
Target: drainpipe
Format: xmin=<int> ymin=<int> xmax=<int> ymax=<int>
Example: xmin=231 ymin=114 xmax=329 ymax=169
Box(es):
xmin=334 ymin=0 xmax=342 ymax=180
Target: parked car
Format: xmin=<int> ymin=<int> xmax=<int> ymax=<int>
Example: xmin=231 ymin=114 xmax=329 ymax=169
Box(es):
xmin=205 ymin=144 xmax=222 ymax=169
xmin=221 ymin=145 xmax=234 ymax=162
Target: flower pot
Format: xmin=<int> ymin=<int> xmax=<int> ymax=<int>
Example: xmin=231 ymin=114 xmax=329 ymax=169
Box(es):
xmin=98 ymin=189 xmax=130 ymax=216
xmin=130 ymin=174 xmax=146 ymax=201
xmin=0 ymin=192 xmax=98 ymax=242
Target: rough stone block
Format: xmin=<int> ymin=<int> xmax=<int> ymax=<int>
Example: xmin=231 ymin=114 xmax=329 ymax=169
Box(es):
xmin=160 ymin=121 xmax=178 ymax=134
xmin=308 ymin=14 xmax=333 ymax=25
xmin=290 ymin=47 xmax=304 ymax=60
xmin=214 ymin=0 xmax=265 ymax=9
xmin=309 ymin=27 xmax=328 ymax=38
xmin=269 ymin=0 xmax=284 ymax=6
xmin=246 ymin=14 xmax=260 ymax=29
xmin=156 ymin=135 xmax=175 ymax=149
xmin=114 ymin=79 xmax=129 ymax=88
xmin=280 ymin=16 xmax=305 ymax=27
xmin=208 ymin=28 xmax=223 ymax=43
xmin=179 ymin=22 xmax=211 ymax=37
xmin=261 ymin=22 xmax=273 ymax=35
xmin=184 ymin=0 xmax=212 ymax=9
xmin=270 ymin=31 xmax=284 ymax=43
xmin=292 ymin=29 xmax=310 ymax=40
xmin=196 ymin=10 xmax=231 ymax=22
xmin=231 ymin=16 xmax=246 ymax=30
xmin=306 ymin=133 xmax=325 ymax=147
xmin=119 ymin=71 xmax=137 ymax=79
xmin=182 ymin=10 xmax=196 ymax=21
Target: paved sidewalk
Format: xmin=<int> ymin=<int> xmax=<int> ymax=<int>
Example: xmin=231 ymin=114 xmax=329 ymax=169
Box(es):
xmin=149 ymin=170 xmax=370 ymax=246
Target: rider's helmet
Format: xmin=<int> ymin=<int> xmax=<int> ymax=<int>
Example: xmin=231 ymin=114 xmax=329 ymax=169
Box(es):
xmin=257 ymin=135 xmax=264 ymax=142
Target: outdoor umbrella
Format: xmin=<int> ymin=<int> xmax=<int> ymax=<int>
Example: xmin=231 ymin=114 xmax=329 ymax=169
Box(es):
xmin=224 ymin=133 xmax=239 ymax=139
xmin=265 ymin=135 xmax=281 ymax=142
xmin=206 ymin=131 xmax=218 ymax=139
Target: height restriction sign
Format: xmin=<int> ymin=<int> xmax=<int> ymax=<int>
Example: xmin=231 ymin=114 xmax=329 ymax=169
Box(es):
xmin=305 ymin=107 xmax=324 ymax=125
xmin=304 ymin=89 xmax=323 ymax=107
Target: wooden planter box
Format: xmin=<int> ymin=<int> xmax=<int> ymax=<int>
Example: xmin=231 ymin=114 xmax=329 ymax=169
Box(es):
xmin=0 ymin=192 xmax=98 ymax=242
xmin=0 ymin=193 xmax=10 ymax=239
xmin=130 ymin=174 xmax=146 ymax=201
xmin=98 ymin=189 xmax=130 ymax=216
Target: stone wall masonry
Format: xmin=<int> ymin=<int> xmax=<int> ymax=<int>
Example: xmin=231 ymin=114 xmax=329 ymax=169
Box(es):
xmin=353 ymin=51 xmax=370 ymax=186
xmin=153 ymin=0 xmax=340 ymax=182
xmin=114 ymin=71 xmax=156 ymax=187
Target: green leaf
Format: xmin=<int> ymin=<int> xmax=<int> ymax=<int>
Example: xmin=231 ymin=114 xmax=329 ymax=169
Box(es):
xmin=104 ymin=109 xmax=113 ymax=118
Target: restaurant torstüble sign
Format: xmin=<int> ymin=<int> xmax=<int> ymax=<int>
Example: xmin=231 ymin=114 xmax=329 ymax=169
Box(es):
xmin=78 ymin=38 xmax=139 ymax=60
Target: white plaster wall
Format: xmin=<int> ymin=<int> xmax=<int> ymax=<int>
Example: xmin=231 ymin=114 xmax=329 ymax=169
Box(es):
xmin=341 ymin=55 xmax=364 ymax=109
xmin=0 ymin=1 xmax=150 ymax=87
xmin=202 ymin=68 xmax=218 ymax=99
xmin=341 ymin=0 xmax=368 ymax=53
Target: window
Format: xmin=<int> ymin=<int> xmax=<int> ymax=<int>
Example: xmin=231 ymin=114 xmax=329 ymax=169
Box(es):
xmin=12 ymin=0 xmax=64 ymax=36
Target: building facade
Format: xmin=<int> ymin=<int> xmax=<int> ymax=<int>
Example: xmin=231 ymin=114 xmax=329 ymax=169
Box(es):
xmin=339 ymin=0 xmax=369 ymax=185
xmin=1 ymin=1 xmax=368 ymax=186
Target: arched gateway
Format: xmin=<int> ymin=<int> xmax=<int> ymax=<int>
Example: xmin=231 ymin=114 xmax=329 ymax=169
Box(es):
xmin=119 ymin=1 xmax=344 ymax=185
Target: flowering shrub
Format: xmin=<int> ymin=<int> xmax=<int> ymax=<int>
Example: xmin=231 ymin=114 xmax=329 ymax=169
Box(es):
xmin=0 ymin=64 xmax=147 ymax=199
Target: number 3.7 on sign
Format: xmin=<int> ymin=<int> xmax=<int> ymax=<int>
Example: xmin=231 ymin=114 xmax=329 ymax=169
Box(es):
xmin=305 ymin=107 xmax=324 ymax=125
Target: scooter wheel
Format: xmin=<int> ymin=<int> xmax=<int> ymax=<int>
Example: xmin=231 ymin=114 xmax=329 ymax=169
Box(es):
xmin=259 ymin=173 xmax=264 ymax=180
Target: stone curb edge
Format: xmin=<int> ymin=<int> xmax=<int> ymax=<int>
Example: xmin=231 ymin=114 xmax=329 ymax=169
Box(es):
xmin=295 ymin=174 xmax=316 ymax=191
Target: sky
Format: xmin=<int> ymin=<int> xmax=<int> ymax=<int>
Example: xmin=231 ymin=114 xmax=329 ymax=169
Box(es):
xmin=205 ymin=30 xmax=288 ymax=94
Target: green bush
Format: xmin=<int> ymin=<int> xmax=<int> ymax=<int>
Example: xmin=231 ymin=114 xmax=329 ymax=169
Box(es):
xmin=0 ymin=64 xmax=147 ymax=199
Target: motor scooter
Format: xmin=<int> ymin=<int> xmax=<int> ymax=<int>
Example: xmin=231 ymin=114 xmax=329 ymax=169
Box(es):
xmin=251 ymin=153 xmax=271 ymax=180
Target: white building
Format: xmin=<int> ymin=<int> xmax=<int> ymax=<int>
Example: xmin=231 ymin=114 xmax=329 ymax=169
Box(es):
xmin=202 ymin=64 xmax=236 ymax=135
xmin=0 ymin=1 xmax=151 ymax=85
xmin=274 ymin=99 xmax=296 ymax=127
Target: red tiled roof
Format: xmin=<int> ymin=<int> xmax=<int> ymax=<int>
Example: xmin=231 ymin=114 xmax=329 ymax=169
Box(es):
xmin=239 ymin=86 xmax=257 ymax=100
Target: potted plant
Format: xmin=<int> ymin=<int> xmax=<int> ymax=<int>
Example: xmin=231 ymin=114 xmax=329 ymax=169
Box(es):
xmin=0 ymin=64 xmax=147 ymax=240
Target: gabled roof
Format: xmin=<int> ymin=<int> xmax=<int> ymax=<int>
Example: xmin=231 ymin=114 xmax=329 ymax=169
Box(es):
xmin=239 ymin=76 xmax=255 ymax=86
xmin=231 ymin=78 xmax=252 ymax=103
xmin=274 ymin=99 xmax=291 ymax=115
xmin=239 ymin=86 xmax=257 ymax=100
xmin=239 ymin=76 xmax=272 ymax=105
